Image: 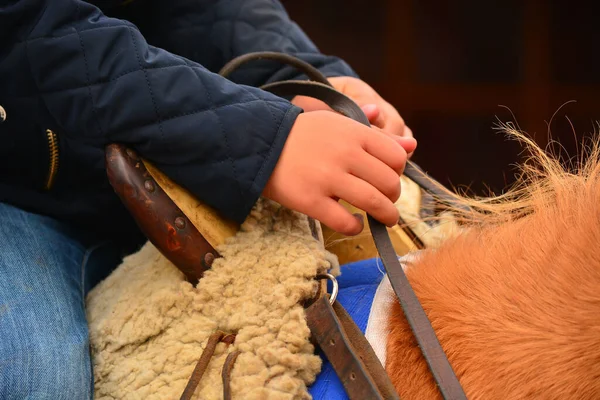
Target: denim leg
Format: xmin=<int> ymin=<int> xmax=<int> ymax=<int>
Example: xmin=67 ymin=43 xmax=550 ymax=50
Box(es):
xmin=0 ymin=202 xmax=130 ymax=400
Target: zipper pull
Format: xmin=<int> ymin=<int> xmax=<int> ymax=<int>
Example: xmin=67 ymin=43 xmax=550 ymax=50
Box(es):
xmin=45 ymin=129 xmax=60 ymax=190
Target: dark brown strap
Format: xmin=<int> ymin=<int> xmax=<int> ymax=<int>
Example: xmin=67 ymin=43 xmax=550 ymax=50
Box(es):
xmin=180 ymin=332 xmax=225 ymax=400
xmin=222 ymin=351 xmax=241 ymax=400
xmin=219 ymin=51 xmax=333 ymax=86
xmin=105 ymin=144 xmax=217 ymax=284
xmin=180 ymin=332 xmax=237 ymax=400
xmin=332 ymin=300 xmax=401 ymax=400
xmin=305 ymin=295 xmax=399 ymax=400
xmin=397 ymin=215 xmax=426 ymax=250
xmin=419 ymin=190 xmax=437 ymax=220
xmin=369 ymin=217 xmax=467 ymax=400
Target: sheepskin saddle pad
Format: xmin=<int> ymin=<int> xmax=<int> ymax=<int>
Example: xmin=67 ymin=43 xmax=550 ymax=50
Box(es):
xmin=86 ymin=198 xmax=338 ymax=400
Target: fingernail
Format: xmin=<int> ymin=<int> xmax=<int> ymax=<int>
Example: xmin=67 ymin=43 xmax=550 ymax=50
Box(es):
xmin=353 ymin=213 xmax=365 ymax=231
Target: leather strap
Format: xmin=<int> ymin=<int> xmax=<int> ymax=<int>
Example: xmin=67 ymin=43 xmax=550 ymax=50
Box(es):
xmin=305 ymin=295 xmax=399 ymax=400
xmin=180 ymin=332 xmax=226 ymax=400
xmin=219 ymin=51 xmax=333 ymax=86
xmin=369 ymin=217 xmax=467 ymax=400
xmin=180 ymin=332 xmax=237 ymax=400
xmin=222 ymin=351 xmax=241 ymax=400
xmin=397 ymin=215 xmax=425 ymax=250
xmin=332 ymin=300 xmax=401 ymax=400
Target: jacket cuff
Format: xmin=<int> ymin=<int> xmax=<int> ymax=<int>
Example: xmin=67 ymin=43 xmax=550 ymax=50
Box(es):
xmin=232 ymin=104 xmax=303 ymax=223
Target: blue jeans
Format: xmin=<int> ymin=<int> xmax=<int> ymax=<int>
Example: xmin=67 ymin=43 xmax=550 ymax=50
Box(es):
xmin=0 ymin=202 xmax=135 ymax=399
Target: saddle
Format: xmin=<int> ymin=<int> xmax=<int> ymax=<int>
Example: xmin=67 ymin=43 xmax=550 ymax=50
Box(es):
xmin=104 ymin=52 xmax=468 ymax=400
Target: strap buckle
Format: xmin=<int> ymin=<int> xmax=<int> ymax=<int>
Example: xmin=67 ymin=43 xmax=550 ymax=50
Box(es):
xmin=316 ymin=273 xmax=339 ymax=305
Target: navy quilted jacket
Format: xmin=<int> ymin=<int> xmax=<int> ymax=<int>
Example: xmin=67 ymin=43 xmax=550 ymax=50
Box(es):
xmin=0 ymin=0 xmax=356 ymax=240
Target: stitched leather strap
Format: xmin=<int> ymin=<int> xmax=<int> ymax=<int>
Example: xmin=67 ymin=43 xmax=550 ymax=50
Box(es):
xmin=305 ymin=295 xmax=399 ymax=400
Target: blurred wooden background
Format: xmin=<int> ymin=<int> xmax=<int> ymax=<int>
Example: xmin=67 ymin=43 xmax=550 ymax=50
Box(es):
xmin=282 ymin=0 xmax=600 ymax=195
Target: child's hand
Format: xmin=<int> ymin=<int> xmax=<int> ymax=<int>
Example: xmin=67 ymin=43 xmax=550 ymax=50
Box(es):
xmin=263 ymin=110 xmax=417 ymax=236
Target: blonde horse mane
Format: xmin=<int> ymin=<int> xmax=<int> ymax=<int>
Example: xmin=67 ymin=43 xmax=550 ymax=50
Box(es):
xmin=452 ymin=122 xmax=600 ymax=220
xmin=385 ymin=124 xmax=600 ymax=399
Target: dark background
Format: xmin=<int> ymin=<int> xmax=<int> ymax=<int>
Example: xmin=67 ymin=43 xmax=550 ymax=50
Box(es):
xmin=282 ymin=0 xmax=600 ymax=196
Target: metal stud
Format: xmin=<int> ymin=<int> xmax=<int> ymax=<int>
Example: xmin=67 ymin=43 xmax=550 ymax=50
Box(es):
xmin=144 ymin=180 xmax=155 ymax=192
xmin=174 ymin=216 xmax=186 ymax=229
xmin=0 ymin=105 xmax=6 ymax=122
xmin=204 ymin=252 xmax=215 ymax=267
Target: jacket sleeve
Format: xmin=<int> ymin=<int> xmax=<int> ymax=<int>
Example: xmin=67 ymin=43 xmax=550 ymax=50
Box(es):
xmin=0 ymin=0 xmax=304 ymax=223
xmin=125 ymin=0 xmax=359 ymax=86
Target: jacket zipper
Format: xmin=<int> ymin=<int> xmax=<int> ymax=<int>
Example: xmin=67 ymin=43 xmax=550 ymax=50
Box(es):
xmin=44 ymin=128 xmax=59 ymax=190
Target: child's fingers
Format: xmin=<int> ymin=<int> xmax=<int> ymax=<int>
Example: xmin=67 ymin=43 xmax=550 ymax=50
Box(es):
xmin=347 ymin=155 xmax=401 ymax=202
xmin=382 ymin=116 xmax=405 ymax=137
xmin=365 ymin=101 xmax=405 ymax=137
xmin=372 ymin=125 xmax=417 ymax=154
xmin=360 ymin=131 xmax=408 ymax=175
xmin=404 ymin=127 xmax=415 ymax=158
xmin=334 ymin=175 xmax=399 ymax=227
xmin=310 ymin=197 xmax=364 ymax=236
xmin=362 ymin=103 xmax=413 ymax=144
xmin=396 ymin=136 xmax=417 ymax=154
xmin=361 ymin=104 xmax=382 ymax=125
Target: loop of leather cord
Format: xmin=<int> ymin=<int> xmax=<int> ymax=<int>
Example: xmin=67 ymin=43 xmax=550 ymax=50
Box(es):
xmin=222 ymin=351 xmax=241 ymax=400
xmin=219 ymin=51 xmax=333 ymax=87
xmin=180 ymin=332 xmax=237 ymax=400
xmin=180 ymin=332 xmax=225 ymax=400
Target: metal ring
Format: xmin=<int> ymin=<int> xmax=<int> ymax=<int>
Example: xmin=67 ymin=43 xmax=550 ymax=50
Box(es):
xmin=316 ymin=273 xmax=338 ymax=305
